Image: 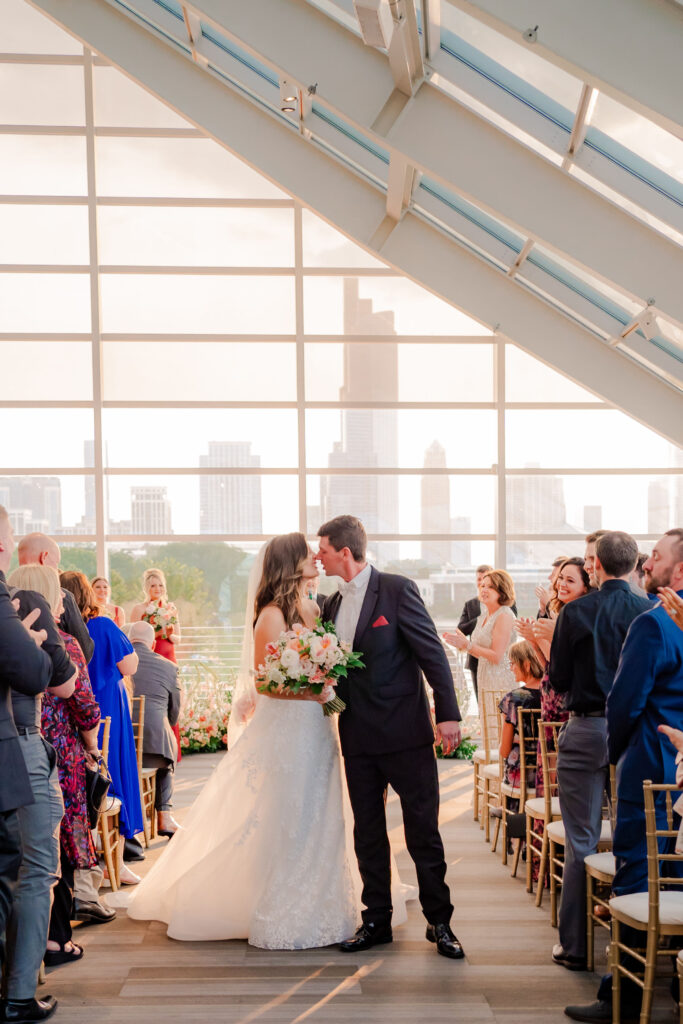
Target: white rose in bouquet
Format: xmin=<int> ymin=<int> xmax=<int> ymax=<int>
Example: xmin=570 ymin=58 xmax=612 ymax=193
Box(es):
xmin=280 ymin=647 xmax=302 ymax=675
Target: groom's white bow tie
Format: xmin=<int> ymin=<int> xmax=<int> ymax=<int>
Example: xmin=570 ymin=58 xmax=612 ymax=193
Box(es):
xmin=337 ymin=580 xmax=356 ymax=599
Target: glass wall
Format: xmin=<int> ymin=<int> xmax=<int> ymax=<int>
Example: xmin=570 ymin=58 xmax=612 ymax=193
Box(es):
xmin=1 ymin=1 xmax=681 ymax=625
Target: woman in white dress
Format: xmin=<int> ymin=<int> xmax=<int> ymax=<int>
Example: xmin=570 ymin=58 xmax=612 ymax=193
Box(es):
xmin=127 ymin=532 xmax=408 ymax=949
xmin=443 ymin=569 xmax=517 ymax=735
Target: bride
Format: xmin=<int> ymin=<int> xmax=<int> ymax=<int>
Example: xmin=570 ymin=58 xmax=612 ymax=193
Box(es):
xmin=127 ymin=532 xmax=409 ymax=949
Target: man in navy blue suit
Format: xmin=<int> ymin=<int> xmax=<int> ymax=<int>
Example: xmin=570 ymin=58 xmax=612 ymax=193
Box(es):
xmin=317 ymin=515 xmax=464 ymax=961
xmin=566 ymin=527 xmax=683 ymax=1023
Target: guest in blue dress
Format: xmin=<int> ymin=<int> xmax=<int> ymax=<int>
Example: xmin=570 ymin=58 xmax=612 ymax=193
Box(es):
xmin=60 ymin=573 xmax=142 ymax=845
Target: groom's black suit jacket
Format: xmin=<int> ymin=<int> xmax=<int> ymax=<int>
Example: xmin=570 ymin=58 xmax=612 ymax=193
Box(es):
xmin=323 ymin=567 xmax=460 ymax=758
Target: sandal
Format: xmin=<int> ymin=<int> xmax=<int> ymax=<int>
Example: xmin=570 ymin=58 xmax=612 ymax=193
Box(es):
xmin=44 ymin=942 xmax=84 ymax=967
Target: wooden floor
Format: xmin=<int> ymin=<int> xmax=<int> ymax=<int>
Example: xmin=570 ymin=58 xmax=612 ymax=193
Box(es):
xmin=44 ymin=755 xmax=673 ymax=1022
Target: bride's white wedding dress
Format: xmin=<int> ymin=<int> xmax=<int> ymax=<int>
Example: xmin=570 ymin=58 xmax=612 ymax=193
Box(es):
xmin=127 ymin=692 xmax=410 ymax=948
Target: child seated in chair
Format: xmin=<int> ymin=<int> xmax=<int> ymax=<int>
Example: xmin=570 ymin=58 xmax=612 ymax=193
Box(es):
xmin=499 ymin=641 xmax=544 ymax=801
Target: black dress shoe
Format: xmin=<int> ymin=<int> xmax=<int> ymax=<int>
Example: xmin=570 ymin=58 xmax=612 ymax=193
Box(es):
xmin=72 ymin=898 xmax=116 ymax=924
xmin=123 ymin=836 xmax=145 ymax=862
xmin=426 ymin=923 xmax=465 ymax=960
xmin=3 ymin=996 xmax=58 ymax=1022
xmin=339 ymin=922 xmax=393 ymax=952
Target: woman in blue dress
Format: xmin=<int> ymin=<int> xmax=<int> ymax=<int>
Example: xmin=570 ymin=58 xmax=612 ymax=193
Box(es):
xmin=60 ymin=572 xmax=142 ymax=885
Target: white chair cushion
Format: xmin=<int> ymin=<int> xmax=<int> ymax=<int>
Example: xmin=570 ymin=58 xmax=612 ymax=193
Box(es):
xmin=525 ymin=796 xmax=561 ymax=818
xmin=547 ymin=818 xmax=611 ymax=846
xmin=103 ymin=797 xmax=121 ymax=816
xmin=610 ymin=891 xmax=683 ymax=926
xmin=547 ymin=820 xmax=565 ymax=843
xmin=502 ymin=783 xmax=536 ymax=798
xmin=585 ymin=852 xmax=616 ymax=877
xmin=482 ymin=762 xmax=501 ymax=780
xmin=473 ymin=748 xmax=498 ymax=763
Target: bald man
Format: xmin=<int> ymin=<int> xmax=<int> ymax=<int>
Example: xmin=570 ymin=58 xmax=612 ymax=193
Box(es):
xmin=18 ymin=534 xmax=94 ymax=663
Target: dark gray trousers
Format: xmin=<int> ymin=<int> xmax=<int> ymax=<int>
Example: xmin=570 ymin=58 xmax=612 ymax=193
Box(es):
xmin=556 ymin=716 xmax=608 ymax=961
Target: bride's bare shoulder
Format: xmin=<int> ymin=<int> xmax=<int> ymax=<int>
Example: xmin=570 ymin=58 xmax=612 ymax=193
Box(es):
xmin=254 ymin=603 xmax=286 ymax=633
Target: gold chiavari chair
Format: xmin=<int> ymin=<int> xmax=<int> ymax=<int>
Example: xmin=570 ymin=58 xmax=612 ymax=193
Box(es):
xmin=610 ymin=781 xmax=683 ymax=1024
xmin=474 ymin=686 xmax=505 ymax=827
xmin=480 ymin=688 xmax=508 ymax=844
xmin=131 ymin=695 xmax=157 ymax=846
xmin=525 ymin=720 xmax=564 ymax=905
xmin=585 ymin=764 xmax=618 ymax=971
xmin=98 ymin=716 xmax=121 ymax=892
xmin=494 ymin=706 xmax=541 ymax=874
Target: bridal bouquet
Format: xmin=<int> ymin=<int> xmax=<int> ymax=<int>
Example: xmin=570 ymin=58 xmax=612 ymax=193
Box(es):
xmin=256 ymin=620 xmax=364 ymax=716
xmin=143 ymin=599 xmax=178 ymax=638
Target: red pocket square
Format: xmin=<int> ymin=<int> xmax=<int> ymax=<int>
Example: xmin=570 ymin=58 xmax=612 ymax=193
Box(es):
xmin=372 ymin=616 xmax=389 ymax=628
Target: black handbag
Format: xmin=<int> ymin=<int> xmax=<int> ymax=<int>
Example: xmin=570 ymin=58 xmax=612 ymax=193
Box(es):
xmin=84 ymin=757 xmax=114 ymax=829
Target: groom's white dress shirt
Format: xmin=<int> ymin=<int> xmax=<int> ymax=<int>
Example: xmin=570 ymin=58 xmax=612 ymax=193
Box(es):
xmin=334 ymin=563 xmax=372 ymax=646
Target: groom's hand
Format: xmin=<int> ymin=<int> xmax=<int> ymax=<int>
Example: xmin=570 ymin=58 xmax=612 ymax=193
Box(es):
xmin=436 ymin=721 xmax=461 ymax=755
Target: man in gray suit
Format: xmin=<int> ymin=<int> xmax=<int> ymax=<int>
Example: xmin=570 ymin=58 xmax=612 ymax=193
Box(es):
xmin=129 ymin=621 xmax=181 ymax=838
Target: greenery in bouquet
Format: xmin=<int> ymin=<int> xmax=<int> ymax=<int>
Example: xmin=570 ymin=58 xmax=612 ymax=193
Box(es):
xmin=256 ymin=619 xmax=364 ymax=716
xmin=178 ymin=664 xmax=234 ymax=753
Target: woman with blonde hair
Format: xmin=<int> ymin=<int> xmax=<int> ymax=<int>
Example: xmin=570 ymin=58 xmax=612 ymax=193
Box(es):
xmin=444 ymin=569 xmax=517 ymax=736
xmin=128 ymin=532 xmax=412 ymax=948
xmin=131 ymin=568 xmax=181 ymax=762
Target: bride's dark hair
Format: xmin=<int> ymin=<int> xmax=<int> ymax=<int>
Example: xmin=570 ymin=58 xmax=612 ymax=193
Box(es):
xmin=253 ymin=532 xmax=310 ymax=629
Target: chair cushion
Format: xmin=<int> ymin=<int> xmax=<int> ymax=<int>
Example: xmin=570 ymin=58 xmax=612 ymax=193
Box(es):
xmin=525 ymin=796 xmax=561 ymax=818
xmin=610 ymin=891 xmax=683 ymax=926
xmin=482 ymin=762 xmax=501 ymax=780
xmin=547 ymin=820 xmax=565 ymax=843
xmin=502 ymin=784 xmax=536 ymax=798
xmin=548 ymin=818 xmax=612 ymax=846
xmin=103 ymin=797 xmax=121 ymax=816
xmin=585 ymin=852 xmax=616 ymax=877
xmin=473 ymin=748 xmax=497 ymax=763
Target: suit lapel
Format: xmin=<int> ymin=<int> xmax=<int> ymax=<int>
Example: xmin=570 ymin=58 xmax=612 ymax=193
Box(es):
xmin=324 ymin=591 xmax=342 ymax=626
xmin=353 ymin=566 xmax=380 ymax=649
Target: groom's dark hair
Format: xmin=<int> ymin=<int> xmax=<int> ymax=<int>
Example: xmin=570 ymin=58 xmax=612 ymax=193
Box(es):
xmin=318 ymin=515 xmax=366 ymax=562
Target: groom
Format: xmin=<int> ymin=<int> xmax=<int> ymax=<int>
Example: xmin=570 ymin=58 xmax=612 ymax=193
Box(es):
xmin=317 ymin=515 xmax=464 ymax=959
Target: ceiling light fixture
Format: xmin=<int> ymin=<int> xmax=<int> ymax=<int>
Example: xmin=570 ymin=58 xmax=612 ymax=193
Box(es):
xmin=353 ymin=0 xmax=395 ymax=49
xmin=280 ymin=78 xmax=299 ymax=115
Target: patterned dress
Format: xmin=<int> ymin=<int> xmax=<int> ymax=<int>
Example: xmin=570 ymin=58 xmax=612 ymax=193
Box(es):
xmin=42 ymin=632 xmax=101 ymax=868
xmin=498 ymin=686 xmax=542 ymax=812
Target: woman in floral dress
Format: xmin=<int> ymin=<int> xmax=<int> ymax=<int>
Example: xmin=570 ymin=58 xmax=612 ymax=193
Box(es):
xmin=42 ymin=614 xmax=101 ymax=964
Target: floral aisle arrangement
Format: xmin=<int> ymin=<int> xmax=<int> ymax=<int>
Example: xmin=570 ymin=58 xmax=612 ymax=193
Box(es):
xmin=141 ymin=598 xmax=178 ymax=639
xmin=178 ymin=665 xmax=234 ymax=753
xmin=256 ymin=620 xmax=364 ymax=716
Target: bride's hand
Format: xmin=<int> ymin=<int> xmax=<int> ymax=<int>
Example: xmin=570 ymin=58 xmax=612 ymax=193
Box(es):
xmin=309 ymin=685 xmax=335 ymax=704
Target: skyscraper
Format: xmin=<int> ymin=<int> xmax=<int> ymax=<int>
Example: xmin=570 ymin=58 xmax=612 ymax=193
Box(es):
xmin=131 ymin=486 xmax=172 ymax=535
xmin=421 ymin=441 xmax=451 ymax=566
xmin=0 ymin=476 xmax=61 ymax=534
xmin=199 ymin=442 xmax=263 ymax=534
xmin=320 ymin=279 xmax=399 ymax=562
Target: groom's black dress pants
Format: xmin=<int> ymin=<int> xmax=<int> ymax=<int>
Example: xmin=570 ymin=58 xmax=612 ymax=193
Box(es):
xmin=344 ymin=743 xmax=453 ymax=927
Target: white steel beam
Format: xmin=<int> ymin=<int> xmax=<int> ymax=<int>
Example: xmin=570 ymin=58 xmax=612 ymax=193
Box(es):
xmin=176 ymin=0 xmax=683 ymax=323
xmin=27 ymin=0 xmax=683 ymax=445
xmin=444 ymin=0 xmax=683 ymax=138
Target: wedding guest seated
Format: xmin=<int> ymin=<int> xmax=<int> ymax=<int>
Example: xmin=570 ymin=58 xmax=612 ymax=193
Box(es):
xmin=60 ymin=571 xmax=143 ymax=885
xmin=91 ymin=576 xmax=125 ymax=629
xmin=499 ymin=640 xmax=544 ymax=795
xmin=129 ymin=621 xmax=181 ymax=838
